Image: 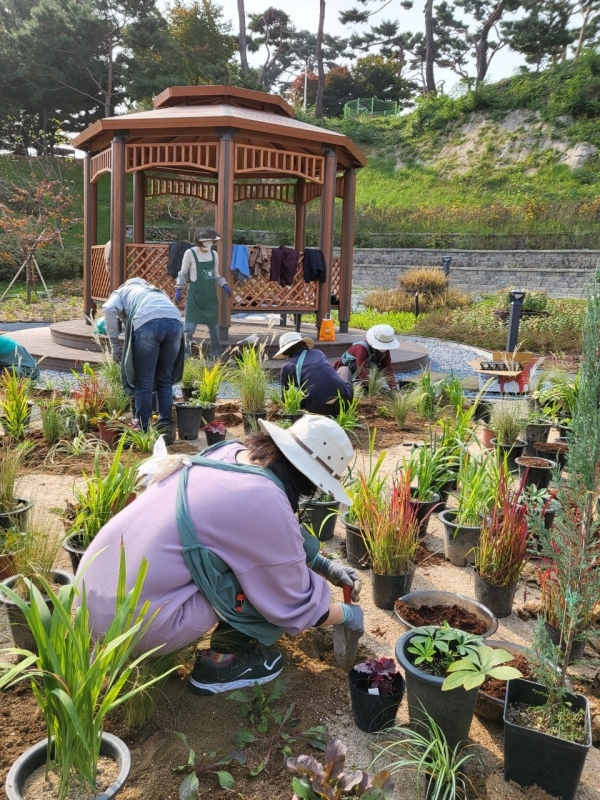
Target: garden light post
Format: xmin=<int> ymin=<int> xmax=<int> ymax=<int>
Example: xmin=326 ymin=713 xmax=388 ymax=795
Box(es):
xmin=441 ymin=256 xmax=452 ymax=277
xmin=506 ymin=290 xmax=526 ymax=352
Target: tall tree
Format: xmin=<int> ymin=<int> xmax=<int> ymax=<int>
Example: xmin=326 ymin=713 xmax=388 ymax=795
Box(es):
xmin=237 ymin=0 xmax=249 ymax=72
xmin=315 ymin=0 xmax=326 ymax=117
xmin=501 ymin=0 xmax=577 ymax=70
xmin=455 ymin=0 xmax=521 ymax=84
xmin=574 ymin=0 xmax=600 ymax=56
xmin=424 ymin=0 xmax=436 ymax=91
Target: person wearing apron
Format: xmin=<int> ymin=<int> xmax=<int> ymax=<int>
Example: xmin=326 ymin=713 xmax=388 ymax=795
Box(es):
xmin=174 ymin=227 xmax=232 ymax=359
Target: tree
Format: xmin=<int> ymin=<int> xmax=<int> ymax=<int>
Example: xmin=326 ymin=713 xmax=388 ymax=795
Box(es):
xmin=323 ymin=66 xmax=361 ymax=115
xmin=315 ymin=0 xmax=327 ymax=118
xmin=455 ymin=0 xmax=521 ymax=83
xmin=574 ymin=0 xmax=600 ymax=56
xmin=247 ymin=7 xmax=298 ymax=88
xmin=237 ymin=0 xmax=249 ymax=72
xmin=424 ymin=0 xmax=436 ymax=91
xmin=501 ymin=0 xmax=577 ymax=71
xmin=287 ymin=71 xmax=318 ymax=107
xmin=353 ymin=55 xmax=416 ymax=102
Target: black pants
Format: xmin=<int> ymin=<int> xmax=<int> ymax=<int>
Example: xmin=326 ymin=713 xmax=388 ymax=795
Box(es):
xmin=209 ymin=621 xmax=255 ymax=656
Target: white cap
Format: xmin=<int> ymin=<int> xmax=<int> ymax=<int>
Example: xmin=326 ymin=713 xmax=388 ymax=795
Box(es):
xmin=366 ymin=324 xmax=400 ymax=351
xmin=259 ymin=415 xmax=353 ymax=504
xmin=273 ymin=332 xmax=315 ymax=359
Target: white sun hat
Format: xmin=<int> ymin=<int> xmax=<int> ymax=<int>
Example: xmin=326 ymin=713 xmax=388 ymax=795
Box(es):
xmin=366 ymin=324 xmax=400 ymax=351
xmin=273 ymin=331 xmax=315 ymax=359
xmin=258 ymin=415 xmax=353 ymax=504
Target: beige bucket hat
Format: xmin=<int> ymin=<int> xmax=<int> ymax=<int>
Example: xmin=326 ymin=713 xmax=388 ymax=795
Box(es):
xmin=273 ymin=332 xmax=315 ymax=359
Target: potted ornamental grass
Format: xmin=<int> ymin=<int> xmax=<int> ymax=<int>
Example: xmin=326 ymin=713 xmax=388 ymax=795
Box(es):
xmin=522 ymin=408 xmax=554 ymax=457
xmin=231 ymin=342 xmax=269 ymax=434
xmin=360 ymin=471 xmax=420 ymax=610
xmin=438 ymin=452 xmax=497 ymax=567
xmin=503 ymin=275 xmax=600 ymax=800
xmin=473 ymin=468 xmax=530 ymax=618
xmin=406 ymin=444 xmax=450 ymax=536
xmin=300 ymin=491 xmax=340 ymax=542
xmin=180 ymin=355 xmax=205 ymax=401
xmin=348 ymin=657 xmax=405 ymax=733
xmin=176 ymin=361 xmax=228 ymax=438
xmin=61 ymin=438 xmax=141 ymax=571
xmin=0 ymin=527 xmax=20 ymax=582
xmin=0 ymin=548 xmax=177 ymax=800
xmin=0 ymin=446 xmax=32 ymax=531
xmin=396 ymin=623 xmax=520 ymax=751
xmin=0 ymin=368 xmax=33 ymax=441
xmin=279 ymin=382 xmax=307 ymax=424
xmin=489 ymin=400 xmax=528 ymax=471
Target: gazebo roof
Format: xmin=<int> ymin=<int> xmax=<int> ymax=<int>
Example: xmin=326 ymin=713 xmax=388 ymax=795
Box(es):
xmin=72 ymin=86 xmax=366 ymax=169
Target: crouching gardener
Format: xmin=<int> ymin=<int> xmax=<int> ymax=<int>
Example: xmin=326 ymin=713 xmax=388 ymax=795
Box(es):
xmin=78 ymin=415 xmax=364 ymax=695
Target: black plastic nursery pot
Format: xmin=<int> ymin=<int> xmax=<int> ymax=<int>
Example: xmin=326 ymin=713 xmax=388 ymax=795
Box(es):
xmin=544 ymin=621 xmax=587 ymax=663
xmin=503 ymin=678 xmax=591 ymax=800
xmin=515 ymin=456 xmax=555 ymax=491
xmin=0 ymin=570 xmax=74 ymax=652
xmin=557 ymin=422 xmax=573 ymax=440
xmin=278 ymin=412 xmax=304 ymax=425
xmin=175 ymin=403 xmax=204 ymax=440
xmin=302 ymin=498 xmax=341 ymax=541
xmin=410 ymin=489 xmax=441 ymax=538
xmin=438 ymin=509 xmax=480 ymax=567
xmin=490 ymin=439 xmax=527 ymax=472
xmin=372 ymin=565 xmax=415 ymax=611
xmin=62 ymin=533 xmax=88 ymax=573
xmin=205 ymin=429 xmax=227 ymax=446
xmin=394 ymin=590 xmax=498 ymax=638
xmin=343 ymin=515 xmax=370 ymax=570
xmin=523 ymin=422 xmax=552 ymax=457
xmin=242 ymin=411 xmax=266 ymax=435
xmin=437 ymin=478 xmax=457 ymax=511
xmin=180 ymin=386 xmax=195 ymax=402
xmin=0 ymin=498 xmax=33 ymax=532
xmin=5 ymin=732 xmax=131 ymax=800
xmin=473 ymin=572 xmax=518 ymax=619
xmin=396 ymin=630 xmax=479 ymax=751
xmin=348 ymin=669 xmax=405 ymax=733
xmin=533 ymin=440 xmax=569 ymax=471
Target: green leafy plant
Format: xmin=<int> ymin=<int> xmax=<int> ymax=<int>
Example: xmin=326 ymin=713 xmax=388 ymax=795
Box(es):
xmin=0 ymin=548 xmax=176 ymax=800
xmin=364 ymin=366 xmax=388 ymax=398
xmin=181 ymin=355 xmax=205 ymax=390
xmin=345 ymin=431 xmax=387 ymax=526
xmin=0 ymin=367 xmax=31 ymax=440
xmin=442 ymin=645 xmax=521 ymax=691
xmin=232 ymin=343 xmax=269 ymax=413
xmin=454 ymin=452 xmax=497 ymax=527
xmin=412 ymin=369 xmax=442 ymax=420
xmin=288 ymin=738 xmax=394 ymax=800
xmin=406 ymin=444 xmax=453 ymax=501
xmin=194 ymin=361 xmax=228 ymax=406
xmin=383 ymin=387 xmax=417 ymax=429
xmin=281 ymin=381 xmax=307 ymax=414
xmin=46 ymin=432 xmax=110 ymax=465
xmin=39 ymin=397 xmax=67 ymax=445
xmin=335 ymin=390 xmax=362 ymax=433
xmin=441 ymin=374 xmax=465 ymax=415
xmin=489 ymin=400 xmax=527 ymax=446
xmin=120 ymin=423 xmax=159 ymax=453
xmin=228 ymin=677 xmax=289 ymax=733
xmin=11 ymin=509 xmax=61 ymax=593
xmin=0 ymin=445 xmax=25 ymax=515
xmin=171 ymin=731 xmax=247 ymax=798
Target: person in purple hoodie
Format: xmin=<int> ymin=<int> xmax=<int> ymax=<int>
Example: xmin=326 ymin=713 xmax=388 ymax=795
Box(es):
xmin=78 ymin=415 xmax=363 ymax=696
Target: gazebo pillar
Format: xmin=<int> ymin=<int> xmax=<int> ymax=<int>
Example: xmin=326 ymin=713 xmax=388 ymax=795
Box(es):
xmin=294 ymin=178 xmax=306 ymax=251
xmin=339 ymin=168 xmax=356 ymax=333
xmin=83 ymin=152 xmax=97 ymax=317
xmin=133 ymin=171 xmax=146 ymax=243
xmin=318 ymin=148 xmax=337 ymax=326
xmin=109 ymin=135 xmax=127 ymax=290
xmin=216 ymin=133 xmax=234 ymax=342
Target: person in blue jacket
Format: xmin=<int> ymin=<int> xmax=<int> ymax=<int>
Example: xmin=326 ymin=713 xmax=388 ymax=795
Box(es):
xmin=275 ymin=332 xmax=353 ymax=416
xmin=0 ymin=335 xmax=39 ymax=379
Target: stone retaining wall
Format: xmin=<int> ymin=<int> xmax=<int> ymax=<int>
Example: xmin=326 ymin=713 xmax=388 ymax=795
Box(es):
xmin=349 ymin=248 xmax=600 ymax=298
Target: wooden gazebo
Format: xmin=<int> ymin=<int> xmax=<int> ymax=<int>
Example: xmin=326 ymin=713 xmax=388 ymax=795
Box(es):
xmin=72 ymin=85 xmax=367 ymax=340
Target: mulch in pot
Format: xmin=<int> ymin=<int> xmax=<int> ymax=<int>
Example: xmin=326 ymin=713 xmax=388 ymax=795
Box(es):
xmin=518 ymin=456 xmax=556 ymax=467
xmin=534 ymin=441 xmax=568 ymax=454
xmin=393 ymin=601 xmax=488 ymax=635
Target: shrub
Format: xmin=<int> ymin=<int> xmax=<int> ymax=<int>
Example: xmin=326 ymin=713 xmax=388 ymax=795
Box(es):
xmin=0 ymin=243 xmax=82 ymax=281
xmin=399 ymin=267 xmax=449 ymax=297
xmin=496 ymin=288 xmax=548 ymax=313
xmin=364 ymin=287 xmax=471 ymax=314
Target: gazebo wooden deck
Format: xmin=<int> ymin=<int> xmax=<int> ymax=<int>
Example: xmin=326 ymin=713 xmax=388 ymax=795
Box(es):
xmin=72 ymin=85 xmax=367 ymax=341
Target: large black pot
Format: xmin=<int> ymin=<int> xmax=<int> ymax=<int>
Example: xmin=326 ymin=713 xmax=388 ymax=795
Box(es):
xmin=302 ymin=498 xmax=341 ymax=541
xmin=349 ymin=669 xmax=405 ymax=733
xmin=180 ymin=386 xmax=196 ymax=402
xmin=515 ymin=456 xmax=555 ymax=491
xmin=199 ymin=404 xmax=216 ymax=426
xmin=242 ymin=411 xmax=266 ymax=435
xmin=410 ymin=489 xmax=441 ymax=538
xmin=0 ymin=498 xmax=33 ymax=532
xmin=473 ymin=572 xmax=518 ymax=618
xmin=437 ymin=478 xmax=457 ymax=511
xmin=438 ymin=509 xmax=480 ymax=567
xmin=396 ymin=630 xmax=479 ymax=751
xmin=491 ymin=438 xmax=527 ymax=472
xmin=175 ymin=403 xmax=204 ymax=440
xmin=394 ymin=590 xmax=498 ymax=638
xmin=503 ymin=678 xmax=591 ymax=800
xmin=343 ymin=515 xmax=370 ymax=570
xmin=62 ymin=532 xmax=87 ymax=573
xmin=544 ymin=621 xmax=587 ymax=664
xmin=372 ymin=565 xmax=415 ymax=611
xmin=523 ymin=421 xmax=552 ymax=457
xmin=533 ymin=440 xmax=569 ymax=471
xmin=5 ymin=732 xmax=131 ymax=800
xmin=0 ymin=570 xmax=75 ymax=652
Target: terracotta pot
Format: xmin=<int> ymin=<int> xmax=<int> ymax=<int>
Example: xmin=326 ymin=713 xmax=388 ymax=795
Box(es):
xmin=97 ymin=420 xmax=121 ymax=447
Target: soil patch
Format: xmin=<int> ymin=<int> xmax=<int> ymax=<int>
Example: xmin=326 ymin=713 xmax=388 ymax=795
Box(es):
xmin=481 ymin=654 xmax=535 ymax=700
xmin=517 ymin=457 xmax=554 ymax=467
xmin=414 ymin=543 xmax=446 ymax=570
xmin=394 ymin=600 xmax=489 ymax=635
xmin=216 ymin=412 xmax=243 ymax=427
xmin=354 ymin=402 xmax=436 ymax=450
xmin=23 ymin=757 xmax=119 ymax=800
xmin=506 ymin=701 xmax=587 ymax=744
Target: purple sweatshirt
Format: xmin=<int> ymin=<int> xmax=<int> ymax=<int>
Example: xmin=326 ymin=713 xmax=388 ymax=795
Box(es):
xmin=77 ymin=444 xmax=331 ymax=653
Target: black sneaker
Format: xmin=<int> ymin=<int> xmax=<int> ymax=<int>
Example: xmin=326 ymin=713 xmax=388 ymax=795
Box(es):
xmin=188 ymin=647 xmax=284 ymax=696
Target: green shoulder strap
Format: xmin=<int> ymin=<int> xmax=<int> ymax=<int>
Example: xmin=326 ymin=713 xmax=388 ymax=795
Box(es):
xmin=295 ymin=349 xmax=307 ymax=387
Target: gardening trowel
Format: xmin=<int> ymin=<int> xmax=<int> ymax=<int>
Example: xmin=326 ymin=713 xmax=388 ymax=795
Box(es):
xmin=333 ymin=585 xmax=361 ymax=670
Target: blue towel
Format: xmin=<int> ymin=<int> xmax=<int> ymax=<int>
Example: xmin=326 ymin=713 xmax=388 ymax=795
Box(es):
xmin=230 ymin=245 xmax=250 ymax=280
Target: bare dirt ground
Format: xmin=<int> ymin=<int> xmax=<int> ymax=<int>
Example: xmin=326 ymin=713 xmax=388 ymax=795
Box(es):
xmin=1 ymin=402 xmax=599 ymax=800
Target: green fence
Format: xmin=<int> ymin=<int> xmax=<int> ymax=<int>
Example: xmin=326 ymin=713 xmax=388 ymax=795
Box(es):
xmin=343 ymin=98 xmax=399 ymax=118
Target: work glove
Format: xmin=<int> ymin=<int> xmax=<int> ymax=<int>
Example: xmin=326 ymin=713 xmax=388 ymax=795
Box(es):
xmin=174 ymin=288 xmax=183 ymax=304
xmin=339 ymin=603 xmax=364 ymax=634
xmin=222 ymin=282 xmax=232 ymax=297
xmin=311 ymin=554 xmax=362 ymax=601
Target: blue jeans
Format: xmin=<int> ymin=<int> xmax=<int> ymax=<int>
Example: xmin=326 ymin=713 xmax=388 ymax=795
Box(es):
xmin=184 ymin=322 xmax=221 ymax=359
xmin=132 ymin=318 xmax=183 ymax=429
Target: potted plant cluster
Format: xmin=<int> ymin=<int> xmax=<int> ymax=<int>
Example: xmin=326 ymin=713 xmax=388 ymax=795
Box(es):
xmin=360 ymin=471 xmax=420 ymax=610
xmin=489 ymin=401 xmax=528 ymax=471
xmin=0 ymin=548 xmax=176 ymax=800
xmin=232 ymin=342 xmax=269 ymax=434
xmin=301 ymin=491 xmax=340 ymax=542
xmin=175 ymin=361 xmax=227 ymax=439
xmin=502 ymin=275 xmax=600 ymax=800
xmin=473 ymin=468 xmax=530 ymax=617
xmin=348 ymin=657 xmax=405 ymax=733
xmin=406 ymin=444 xmax=450 ymax=536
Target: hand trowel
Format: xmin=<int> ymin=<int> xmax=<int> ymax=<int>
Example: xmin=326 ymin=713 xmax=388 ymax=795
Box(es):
xmin=333 ymin=585 xmax=360 ymax=670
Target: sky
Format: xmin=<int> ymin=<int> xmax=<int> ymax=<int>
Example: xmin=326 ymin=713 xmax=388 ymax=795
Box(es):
xmin=216 ymin=0 xmax=529 ymax=94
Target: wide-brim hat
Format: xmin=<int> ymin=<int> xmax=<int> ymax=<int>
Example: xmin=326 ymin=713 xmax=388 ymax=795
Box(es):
xmin=366 ymin=324 xmax=400 ymax=351
xmin=273 ymin=332 xmax=315 ymax=359
xmin=259 ymin=416 xmax=353 ymax=504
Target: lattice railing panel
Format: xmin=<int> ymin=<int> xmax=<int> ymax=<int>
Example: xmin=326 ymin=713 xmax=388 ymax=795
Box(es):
xmin=90 ymin=149 xmax=111 ymax=183
xmin=331 ymin=257 xmax=341 ymax=304
xmin=232 ymin=251 xmax=317 ymax=312
xmin=91 ymin=246 xmax=110 ymax=300
xmin=126 ymin=144 xmax=218 ymax=174
xmin=234 ymin=183 xmax=296 ymax=204
xmin=235 ymin=145 xmax=323 ymax=183
xmin=146 ymin=177 xmax=217 ymax=203
xmin=126 ymin=245 xmax=172 ymax=294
